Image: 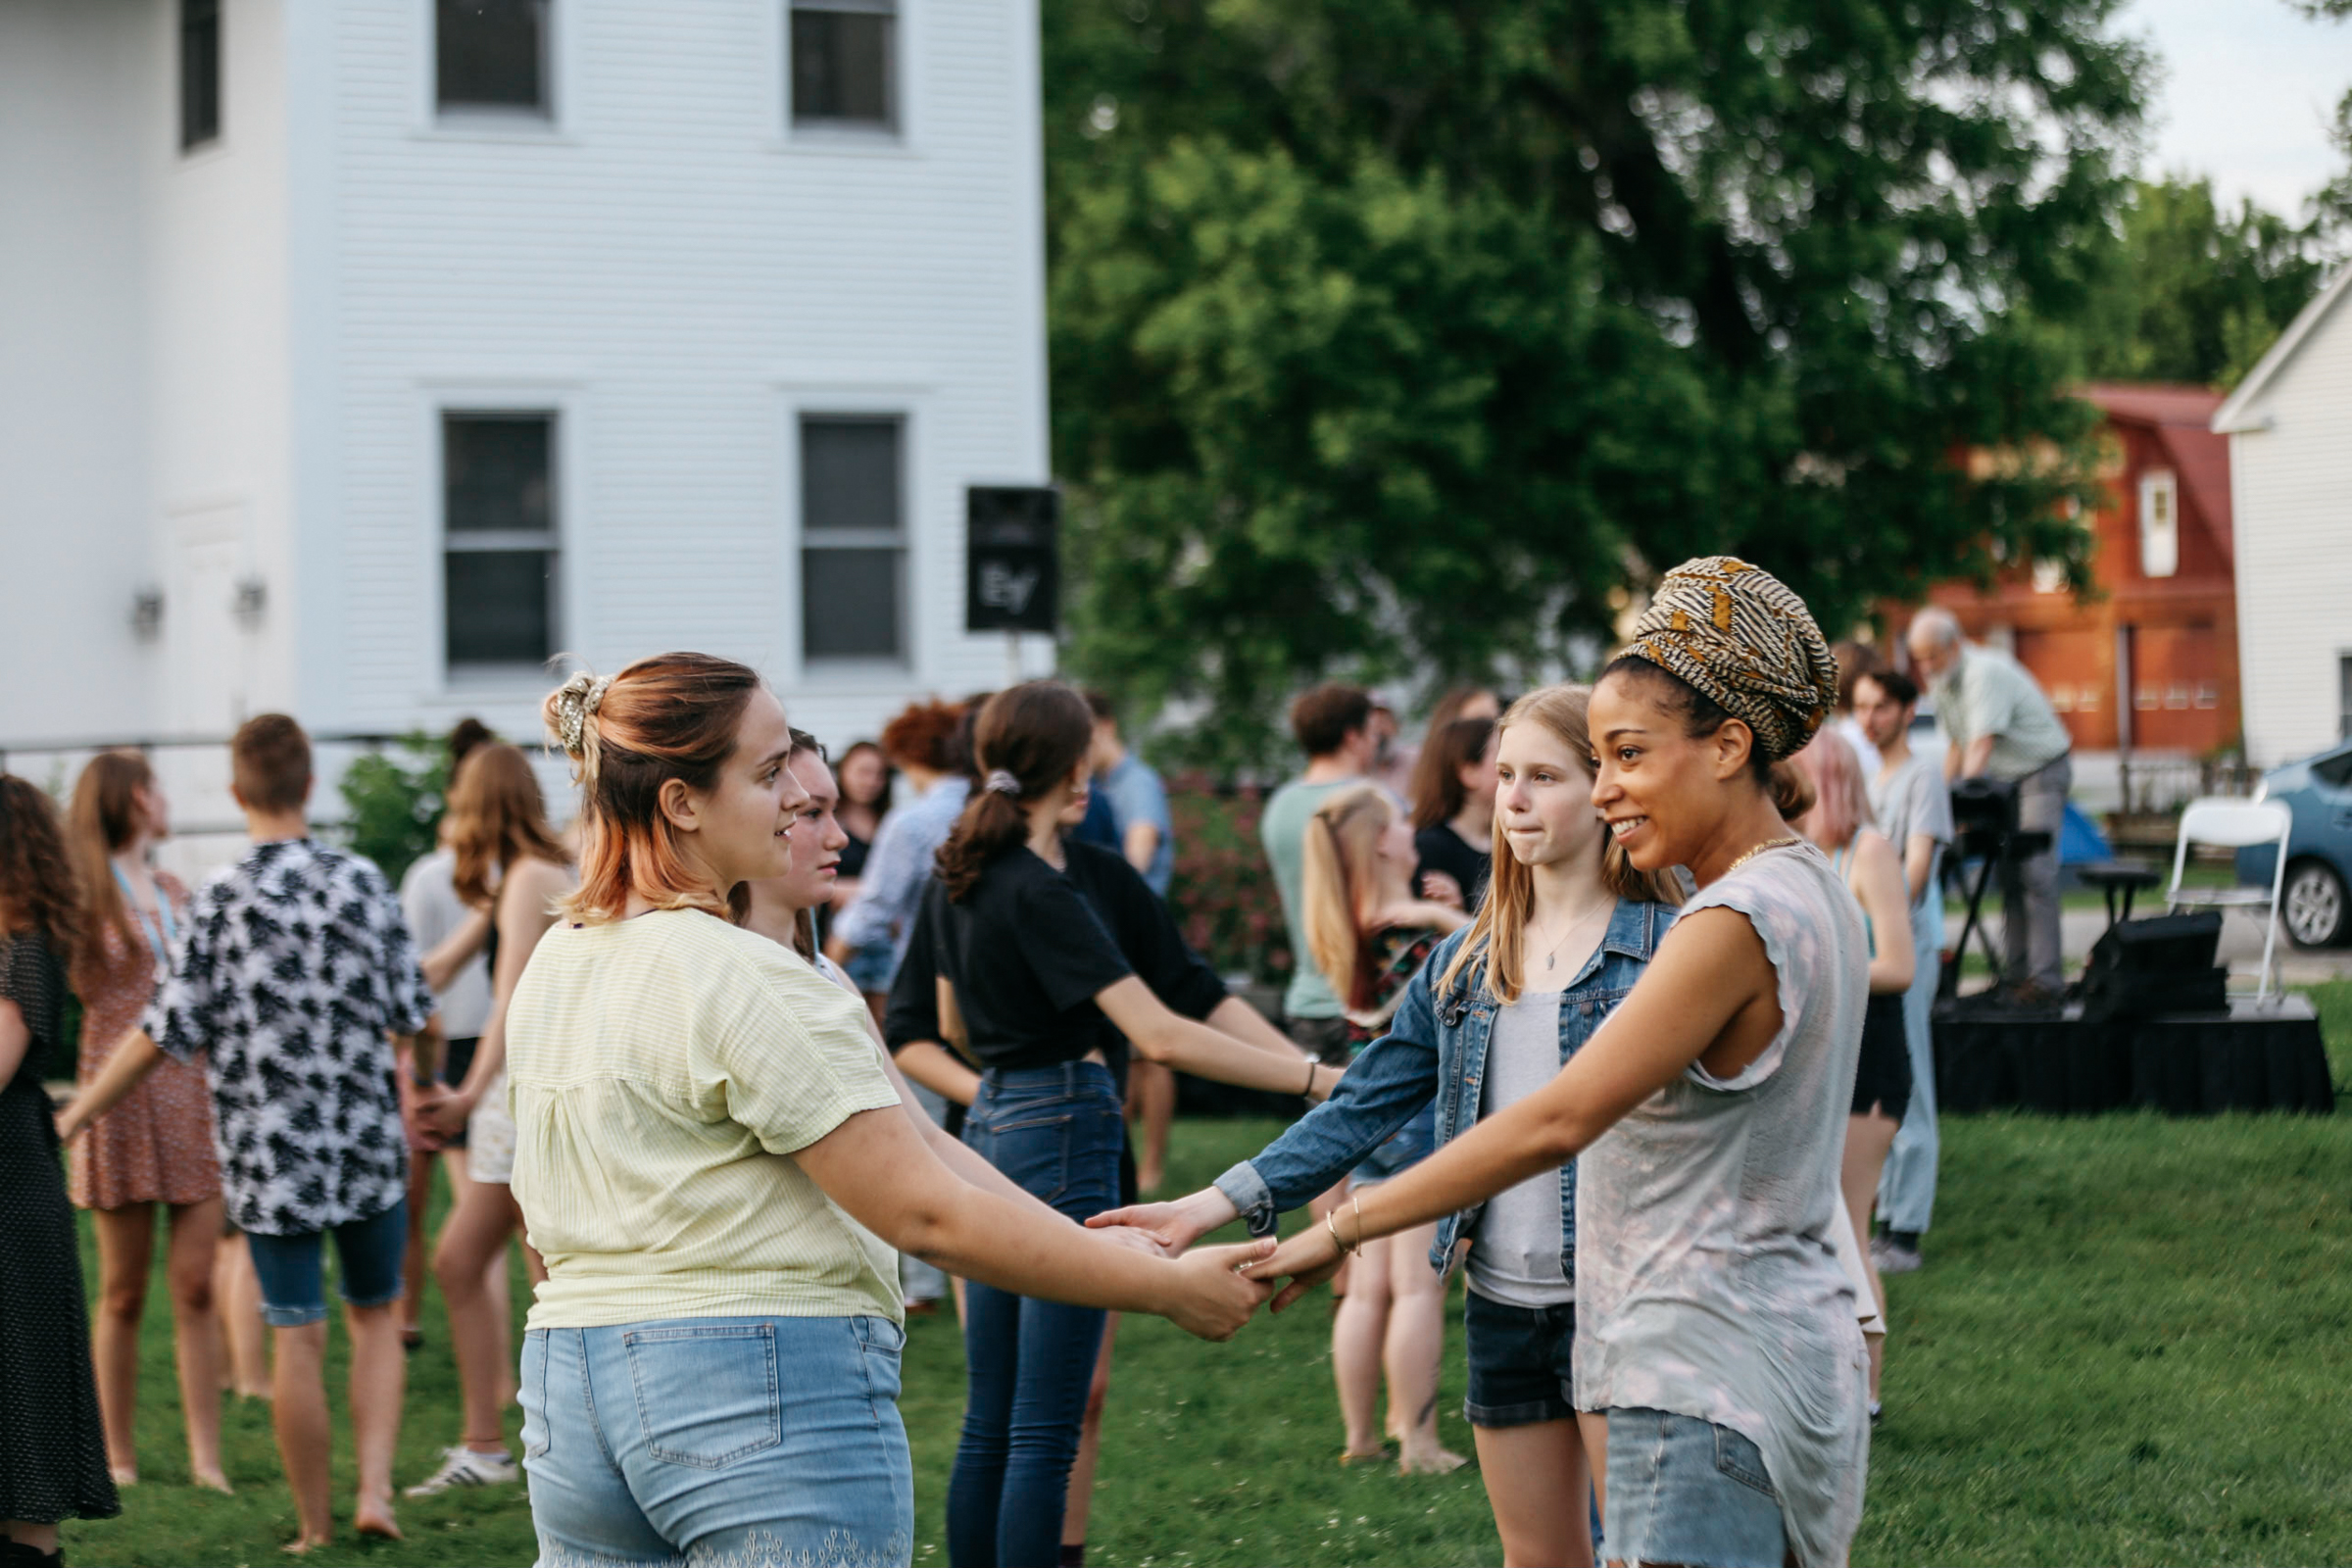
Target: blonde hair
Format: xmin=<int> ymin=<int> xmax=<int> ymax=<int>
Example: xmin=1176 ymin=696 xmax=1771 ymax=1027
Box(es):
xmin=447 ymin=743 xmax=567 ymax=906
xmin=1436 ymin=684 xmax=1684 ymax=1005
xmin=1790 ymin=730 xmax=1871 ymax=851
xmin=1299 ymin=784 xmax=1396 ymax=1011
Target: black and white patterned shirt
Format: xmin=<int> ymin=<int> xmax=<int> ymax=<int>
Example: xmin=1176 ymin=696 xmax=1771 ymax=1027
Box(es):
xmin=143 ymin=838 xmax=434 ymax=1235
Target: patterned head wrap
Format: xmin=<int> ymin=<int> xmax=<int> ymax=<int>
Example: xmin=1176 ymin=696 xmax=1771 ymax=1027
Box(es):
xmin=1617 ymin=557 xmax=1837 ymax=762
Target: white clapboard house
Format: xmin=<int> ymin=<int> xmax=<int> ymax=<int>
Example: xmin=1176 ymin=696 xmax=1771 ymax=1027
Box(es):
xmin=1 ymin=0 xmax=1050 ymax=843
xmin=2214 ymin=264 xmax=2352 ymax=766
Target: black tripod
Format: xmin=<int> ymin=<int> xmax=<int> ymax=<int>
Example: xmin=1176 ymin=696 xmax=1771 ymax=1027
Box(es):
xmin=1938 ymin=776 xmax=2051 ymax=1002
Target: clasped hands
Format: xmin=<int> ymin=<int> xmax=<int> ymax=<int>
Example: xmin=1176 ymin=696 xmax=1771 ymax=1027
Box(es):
xmin=1087 ymin=1186 xmax=1350 ymax=1342
xmin=399 ymin=1078 xmax=476 ymax=1149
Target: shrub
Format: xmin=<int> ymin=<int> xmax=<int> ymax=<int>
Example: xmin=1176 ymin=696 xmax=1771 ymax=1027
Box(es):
xmin=1165 ymin=775 xmax=1294 ymax=985
xmin=336 ymin=731 xmax=450 ymax=886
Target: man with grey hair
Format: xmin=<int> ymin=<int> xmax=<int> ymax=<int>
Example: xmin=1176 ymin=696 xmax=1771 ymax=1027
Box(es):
xmin=1907 ymin=607 xmax=2073 ymax=1000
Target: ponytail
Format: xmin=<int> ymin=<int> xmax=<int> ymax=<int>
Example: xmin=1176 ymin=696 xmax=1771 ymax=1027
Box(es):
xmin=935 ymin=682 xmax=1096 ymax=901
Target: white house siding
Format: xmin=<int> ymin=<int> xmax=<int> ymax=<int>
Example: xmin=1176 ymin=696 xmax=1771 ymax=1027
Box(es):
xmin=0 ymin=2 xmax=160 ymax=745
xmin=318 ymin=0 xmax=1052 ymax=756
xmin=2228 ymin=286 xmax=2352 ymax=767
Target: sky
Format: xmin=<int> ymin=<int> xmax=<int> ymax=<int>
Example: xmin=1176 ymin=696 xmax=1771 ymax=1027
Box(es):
xmin=2122 ymin=0 xmax=2352 ymax=215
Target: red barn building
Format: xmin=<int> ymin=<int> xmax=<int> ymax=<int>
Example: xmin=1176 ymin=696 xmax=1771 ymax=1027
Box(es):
xmin=1921 ymin=384 xmax=2239 ymax=760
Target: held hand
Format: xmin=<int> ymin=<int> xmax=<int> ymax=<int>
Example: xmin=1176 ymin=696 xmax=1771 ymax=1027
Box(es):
xmin=1242 ymin=1221 xmax=1346 ymax=1313
xmin=1086 ymin=1187 xmax=1237 ymax=1253
xmin=1090 ymin=1223 xmax=1174 ymax=1258
xmin=417 ymin=1086 xmax=472 ymax=1141
xmin=1157 ymin=1239 xmax=1278 ymax=1341
xmin=52 ymin=1096 xmax=88 ymax=1145
xmin=1308 ymin=1061 xmax=1345 ymax=1104
xmin=1419 ymin=871 xmax=1466 ymax=910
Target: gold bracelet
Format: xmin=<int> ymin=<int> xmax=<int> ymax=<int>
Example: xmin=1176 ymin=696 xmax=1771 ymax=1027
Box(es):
xmin=1350 ymin=1192 xmax=1366 ymax=1252
xmin=1326 ymin=1205 xmax=1355 ymax=1254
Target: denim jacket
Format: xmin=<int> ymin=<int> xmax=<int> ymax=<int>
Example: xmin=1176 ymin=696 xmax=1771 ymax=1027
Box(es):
xmin=1214 ymin=897 xmax=1673 ymax=1276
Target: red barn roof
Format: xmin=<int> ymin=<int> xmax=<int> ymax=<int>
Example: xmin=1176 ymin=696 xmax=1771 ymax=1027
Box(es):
xmin=2081 ymin=383 xmax=2232 ymax=564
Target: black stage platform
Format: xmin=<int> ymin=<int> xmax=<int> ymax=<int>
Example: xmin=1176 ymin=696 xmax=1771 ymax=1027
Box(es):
xmin=1935 ymin=994 xmax=2336 ymax=1116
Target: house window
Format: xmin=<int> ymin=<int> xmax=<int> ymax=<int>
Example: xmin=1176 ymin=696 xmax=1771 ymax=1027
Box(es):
xmin=437 ymin=0 xmax=551 ymax=116
xmin=801 ymin=416 xmax=906 ymax=663
xmin=791 ymin=0 xmax=897 ymax=130
xmin=181 ymin=0 xmax=220 ymax=150
xmin=2341 ymin=656 xmax=2352 ymax=741
xmin=2138 ymin=467 xmax=2179 ymax=578
xmin=444 ymin=414 xmax=558 ymax=669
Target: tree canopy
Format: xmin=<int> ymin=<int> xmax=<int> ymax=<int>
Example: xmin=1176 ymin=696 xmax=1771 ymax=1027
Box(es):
xmin=1046 ymin=0 xmax=2153 ymax=765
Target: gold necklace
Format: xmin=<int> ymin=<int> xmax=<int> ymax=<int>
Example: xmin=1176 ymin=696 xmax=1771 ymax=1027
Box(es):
xmin=1724 ymin=836 xmax=1806 ymax=877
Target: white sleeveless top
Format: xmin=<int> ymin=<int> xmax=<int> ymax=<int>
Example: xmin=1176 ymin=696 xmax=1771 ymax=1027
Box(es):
xmin=1572 ymin=840 xmax=1871 ymax=1566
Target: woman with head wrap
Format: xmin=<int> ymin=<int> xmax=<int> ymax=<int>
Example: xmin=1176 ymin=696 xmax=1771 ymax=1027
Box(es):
xmin=1249 ymin=559 xmax=1873 ymax=1567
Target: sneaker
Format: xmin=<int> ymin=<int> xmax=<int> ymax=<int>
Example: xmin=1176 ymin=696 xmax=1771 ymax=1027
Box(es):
xmin=405 ymin=1446 xmax=518 ymax=1497
xmin=1872 ymin=1236 xmax=1923 ymax=1275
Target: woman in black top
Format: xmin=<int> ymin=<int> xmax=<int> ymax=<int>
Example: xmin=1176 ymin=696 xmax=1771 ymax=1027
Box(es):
xmin=0 ymin=775 xmax=120 ymax=1565
xmin=1412 ymin=715 xmax=1498 ymax=911
xmin=928 ymin=683 xmax=1340 ymax=1568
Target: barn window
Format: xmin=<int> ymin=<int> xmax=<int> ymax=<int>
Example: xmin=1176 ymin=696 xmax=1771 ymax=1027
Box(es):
xmin=2138 ymin=468 xmax=2179 ymax=579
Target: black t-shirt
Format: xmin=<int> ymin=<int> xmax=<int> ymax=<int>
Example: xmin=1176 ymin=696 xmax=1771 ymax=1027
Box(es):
xmin=885 ymin=840 xmax=1228 ymax=1080
xmin=1414 ymin=822 xmax=1491 ymax=911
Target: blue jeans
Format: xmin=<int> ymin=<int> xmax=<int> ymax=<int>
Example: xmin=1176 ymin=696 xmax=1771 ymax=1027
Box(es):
xmin=244 ymin=1200 xmax=407 ymax=1327
xmin=947 ymin=1062 xmax=1122 ymax=1568
xmin=518 ymin=1315 xmax=912 ymax=1567
xmin=1880 ymin=877 xmax=1944 ymax=1235
xmin=1603 ymin=1407 xmax=1785 ymax=1568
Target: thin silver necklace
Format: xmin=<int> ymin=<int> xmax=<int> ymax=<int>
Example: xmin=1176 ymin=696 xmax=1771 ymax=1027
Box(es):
xmin=1527 ymin=895 xmax=1611 ymax=973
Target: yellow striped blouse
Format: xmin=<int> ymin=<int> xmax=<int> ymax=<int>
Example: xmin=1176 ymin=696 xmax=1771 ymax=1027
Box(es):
xmin=504 ymin=907 xmax=905 ymax=1329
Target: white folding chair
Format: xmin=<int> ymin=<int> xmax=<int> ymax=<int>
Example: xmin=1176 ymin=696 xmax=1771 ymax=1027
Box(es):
xmin=2165 ymin=796 xmax=2293 ymax=1002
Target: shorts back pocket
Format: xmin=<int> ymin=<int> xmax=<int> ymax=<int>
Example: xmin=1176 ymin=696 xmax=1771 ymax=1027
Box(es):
xmin=624 ymin=1323 xmax=783 ymax=1469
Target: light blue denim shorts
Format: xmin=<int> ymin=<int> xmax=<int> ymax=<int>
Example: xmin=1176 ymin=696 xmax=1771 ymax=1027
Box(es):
xmin=1602 ymin=1406 xmax=1785 ymax=1568
xmin=519 ymin=1314 xmax=912 ymax=1567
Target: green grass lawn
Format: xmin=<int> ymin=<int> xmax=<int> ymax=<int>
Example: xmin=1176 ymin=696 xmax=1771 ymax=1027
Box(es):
xmin=63 ymin=996 xmax=2352 ymax=1566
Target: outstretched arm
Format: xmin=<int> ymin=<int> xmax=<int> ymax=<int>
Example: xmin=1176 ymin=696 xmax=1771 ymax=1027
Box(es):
xmin=792 ymin=1104 xmax=1272 ymax=1339
xmin=1098 ymin=977 xmax=1337 ymax=1099
xmin=55 ymin=1030 xmax=169 ymax=1141
xmin=1247 ymin=907 xmax=1779 ymax=1306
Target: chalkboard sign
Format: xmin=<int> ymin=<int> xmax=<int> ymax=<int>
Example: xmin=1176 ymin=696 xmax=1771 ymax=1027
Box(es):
xmin=965 ymin=485 xmax=1059 ymax=634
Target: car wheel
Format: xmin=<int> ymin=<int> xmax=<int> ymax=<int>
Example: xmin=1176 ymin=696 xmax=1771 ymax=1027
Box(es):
xmin=2282 ymin=859 xmax=2349 ymax=949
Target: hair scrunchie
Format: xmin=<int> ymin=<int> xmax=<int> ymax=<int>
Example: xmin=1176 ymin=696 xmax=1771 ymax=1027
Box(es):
xmin=551 ymin=671 xmax=613 ymax=760
xmin=1618 ymin=556 xmax=1838 ymax=762
xmin=983 ymin=769 xmax=1022 ymax=798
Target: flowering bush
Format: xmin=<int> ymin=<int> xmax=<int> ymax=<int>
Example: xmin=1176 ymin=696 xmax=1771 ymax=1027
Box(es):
xmin=1165 ymin=775 xmax=1295 ymax=985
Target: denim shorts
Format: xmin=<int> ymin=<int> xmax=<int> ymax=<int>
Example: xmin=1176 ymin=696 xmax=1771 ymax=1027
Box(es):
xmin=1350 ymin=1102 xmax=1436 ymax=1185
xmin=1462 ymin=1288 xmax=1577 ymax=1428
xmin=520 ymin=1315 xmax=912 ymax=1567
xmin=244 ymin=1200 xmax=408 ymax=1327
xmin=1602 ymin=1406 xmax=1786 ymax=1568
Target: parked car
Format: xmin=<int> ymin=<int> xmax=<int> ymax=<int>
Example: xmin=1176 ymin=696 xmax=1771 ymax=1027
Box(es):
xmin=2237 ymin=741 xmax=2352 ymax=947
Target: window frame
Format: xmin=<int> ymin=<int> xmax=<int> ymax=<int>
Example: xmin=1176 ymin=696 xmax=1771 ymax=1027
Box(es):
xmin=785 ymin=0 xmax=904 ymax=140
xmin=435 ymin=405 xmax=566 ymax=683
xmin=428 ymin=0 xmax=562 ymax=131
xmin=795 ymin=410 xmax=913 ymax=672
xmin=179 ymin=0 xmax=222 ymax=153
xmin=2137 ymin=466 xmax=2180 ymax=579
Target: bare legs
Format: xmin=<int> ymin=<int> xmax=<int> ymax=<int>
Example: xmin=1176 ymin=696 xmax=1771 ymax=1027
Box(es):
xmin=1124 ymin=1061 xmax=1177 ymax=1195
xmin=1475 ymin=1417 xmax=1596 ymax=1568
xmin=1060 ymin=1312 xmax=1122 ymax=1553
xmin=271 ymin=1302 xmax=407 ymax=1552
xmin=1330 ymin=1221 xmax=1465 ymax=1470
xmin=400 ymin=1151 xmax=436 ymax=1344
xmin=215 ymin=1233 xmax=270 ymax=1399
xmin=1 ymin=1522 xmax=60 ymax=1556
xmin=1842 ymin=1108 xmax=1901 ymax=1401
xmin=91 ymin=1198 xmax=227 ymax=1491
xmin=432 ymin=1176 xmax=522 ymax=1453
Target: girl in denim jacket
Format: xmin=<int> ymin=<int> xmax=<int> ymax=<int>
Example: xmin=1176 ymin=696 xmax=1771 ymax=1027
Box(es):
xmin=1097 ymin=685 xmax=1680 ymax=1566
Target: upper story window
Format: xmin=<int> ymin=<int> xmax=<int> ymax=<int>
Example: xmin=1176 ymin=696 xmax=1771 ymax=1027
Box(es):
xmin=438 ymin=0 xmax=552 ymax=118
xmin=801 ymin=416 xmax=907 ymax=664
xmin=2138 ymin=467 xmax=2179 ymax=579
xmin=791 ymin=0 xmax=897 ymax=132
xmin=444 ymin=413 xmax=559 ymax=671
xmin=181 ymin=0 xmax=221 ymax=151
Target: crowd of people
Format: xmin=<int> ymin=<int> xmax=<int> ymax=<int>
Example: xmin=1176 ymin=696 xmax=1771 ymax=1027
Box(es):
xmin=0 ymin=561 xmax=2084 ymax=1568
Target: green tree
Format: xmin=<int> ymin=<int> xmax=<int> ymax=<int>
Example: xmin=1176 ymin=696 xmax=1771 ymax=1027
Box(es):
xmin=2081 ymin=177 xmax=2329 ymax=387
xmin=1048 ymin=0 xmax=2149 ymax=766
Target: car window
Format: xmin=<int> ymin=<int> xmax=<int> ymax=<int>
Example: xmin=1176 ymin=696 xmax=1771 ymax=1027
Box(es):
xmin=2311 ymin=749 xmax=2352 ymax=789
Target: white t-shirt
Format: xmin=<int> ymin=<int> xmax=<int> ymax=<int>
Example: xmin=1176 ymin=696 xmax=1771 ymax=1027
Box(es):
xmin=399 ymin=849 xmax=493 ymax=1038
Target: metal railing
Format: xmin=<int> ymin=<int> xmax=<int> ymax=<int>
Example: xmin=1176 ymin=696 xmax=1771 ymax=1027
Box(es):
xmin=0 ymin=731 xmax=414 ymax=839
xmin=2114 ymin=755 xmax=2255 ymax=816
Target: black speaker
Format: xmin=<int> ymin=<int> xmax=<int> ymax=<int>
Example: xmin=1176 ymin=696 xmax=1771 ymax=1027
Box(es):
xmin=2077 ymin=911 xmax=2227 ymax=1022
